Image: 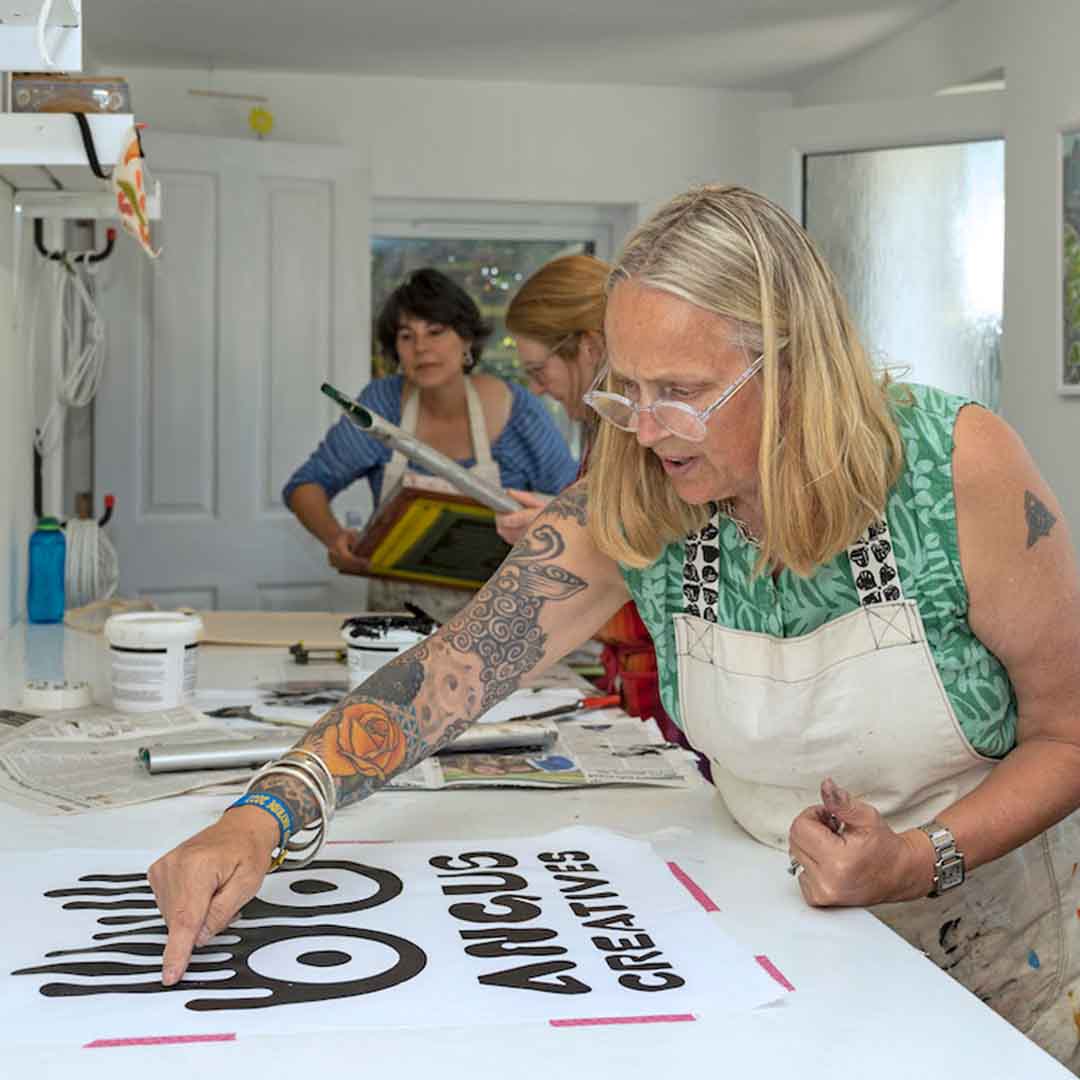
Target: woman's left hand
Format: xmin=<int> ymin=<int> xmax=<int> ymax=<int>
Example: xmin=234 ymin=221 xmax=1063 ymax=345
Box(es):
xmin=495 ymin=489 xmax=553 ymax=545
xmin=788 ymin=778 xmax=933 ymax=906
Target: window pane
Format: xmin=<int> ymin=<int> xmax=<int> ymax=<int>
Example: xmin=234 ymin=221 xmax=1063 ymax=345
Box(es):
xmin=371 ymin=236 xmax=589 ymax=382
xmin=804 ymin=140 xmax=1004 ymax=410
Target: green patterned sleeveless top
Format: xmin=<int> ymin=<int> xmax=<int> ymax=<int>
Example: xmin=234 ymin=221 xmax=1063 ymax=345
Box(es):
xmin=620 ymin=383 xmax=1017 ymax=757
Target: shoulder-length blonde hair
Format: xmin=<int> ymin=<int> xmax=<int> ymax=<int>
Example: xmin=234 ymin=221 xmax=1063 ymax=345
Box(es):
xmin=588 ymin=185 xmax=904 ymax=577
xmin=506 ymin=254 xmax=610 ymax=354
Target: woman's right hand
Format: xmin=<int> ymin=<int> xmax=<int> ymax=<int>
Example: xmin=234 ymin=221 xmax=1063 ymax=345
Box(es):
xmin=327 ymin=528 xmax=370 ymax=574
xmin=495 ymin=490 xmax=553 ymax=545
xmin=147 ymin=806 xmax=278 ymax=986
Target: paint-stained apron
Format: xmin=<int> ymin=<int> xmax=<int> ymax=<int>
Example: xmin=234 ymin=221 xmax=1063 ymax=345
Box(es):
xmin=366 ymin=376 xmax=501 ymax=624
xmin=674 ymin=512 xmax=1080 ymax=1071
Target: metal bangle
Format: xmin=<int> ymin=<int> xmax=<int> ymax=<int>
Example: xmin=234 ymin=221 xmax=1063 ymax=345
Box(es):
xmin=272 ymin=759 xmax=333 ymax=837
xmin=245 ymin=761 xmax=329 ymax=870
xmin=262 ymin=763 xmax=329 ymax=842
xmin=280 ymin=749 xmax=337 ymax=818
xmin=246 ymin=759 xmax=328 ymax=825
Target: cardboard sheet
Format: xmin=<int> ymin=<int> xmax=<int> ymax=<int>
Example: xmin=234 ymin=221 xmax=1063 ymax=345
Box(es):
xmin=194 ymin=611 xmax=351 ymax=650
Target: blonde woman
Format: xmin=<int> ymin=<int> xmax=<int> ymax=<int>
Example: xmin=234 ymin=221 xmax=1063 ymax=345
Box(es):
xmin=151 ymin=187 xmax=1080 ymax=1069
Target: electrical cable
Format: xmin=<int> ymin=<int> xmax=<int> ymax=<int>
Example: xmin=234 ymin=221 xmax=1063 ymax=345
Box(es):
xmin=33 ymin=253 xmax=106 ymax=459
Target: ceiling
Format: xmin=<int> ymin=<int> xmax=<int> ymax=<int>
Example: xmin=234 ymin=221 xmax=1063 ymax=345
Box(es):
xmin=84 ymin=0 xmax=953 ymax=91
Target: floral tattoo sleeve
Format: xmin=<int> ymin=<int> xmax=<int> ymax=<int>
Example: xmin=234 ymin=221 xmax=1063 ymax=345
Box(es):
xmin=252 ymin=488 xmax=589 ymax=826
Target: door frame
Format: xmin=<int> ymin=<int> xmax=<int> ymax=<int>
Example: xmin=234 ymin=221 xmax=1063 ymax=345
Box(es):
xmin=758 ymin=92 xmax=1005 ymax=222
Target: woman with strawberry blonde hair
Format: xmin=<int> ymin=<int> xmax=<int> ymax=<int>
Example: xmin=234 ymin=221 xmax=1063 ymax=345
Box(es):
xmin=501 ymin=254 xmax=673 ymax=731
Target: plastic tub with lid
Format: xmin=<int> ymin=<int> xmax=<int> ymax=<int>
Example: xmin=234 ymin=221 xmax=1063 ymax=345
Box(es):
xmin=104 ymin=612 xmax=203 ymax=712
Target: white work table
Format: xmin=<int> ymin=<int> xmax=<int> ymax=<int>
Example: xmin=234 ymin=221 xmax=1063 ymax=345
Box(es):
xmin=0 ymin=621 xmax=1070 ymax=1079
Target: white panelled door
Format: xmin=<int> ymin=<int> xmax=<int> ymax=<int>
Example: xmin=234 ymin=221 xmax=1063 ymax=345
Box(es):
xmin=95 ymin=133 xmax=371 ymax=611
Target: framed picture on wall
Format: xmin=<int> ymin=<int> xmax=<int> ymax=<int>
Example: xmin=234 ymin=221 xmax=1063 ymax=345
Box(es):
xmin=1061 ymin=130 xmax=1080 ymax=394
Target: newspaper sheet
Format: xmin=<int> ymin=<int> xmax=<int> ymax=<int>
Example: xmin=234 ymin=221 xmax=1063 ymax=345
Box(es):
xmin=388 ymin=712 xmax=692 ymax=791
xmin=0 ymin=697 xmax=692 ymax=815
xmin=0 ymin=705 xmax=256 ymax=814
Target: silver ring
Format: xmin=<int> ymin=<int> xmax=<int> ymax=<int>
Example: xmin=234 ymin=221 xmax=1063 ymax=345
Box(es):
xmin=787 ymin=857 xmax=803 ymax=876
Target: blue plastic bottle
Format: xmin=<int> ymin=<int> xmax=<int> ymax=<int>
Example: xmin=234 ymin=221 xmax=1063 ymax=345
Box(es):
xmin=27 ymin=517 xmax=66 ymax=624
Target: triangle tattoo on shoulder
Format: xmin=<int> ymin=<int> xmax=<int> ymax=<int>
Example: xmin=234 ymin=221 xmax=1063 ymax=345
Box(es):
xmin=1024 ymin=490 xmax=1057 ymax=549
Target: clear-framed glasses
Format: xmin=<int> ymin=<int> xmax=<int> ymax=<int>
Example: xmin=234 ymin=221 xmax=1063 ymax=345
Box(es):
xmin=521 ymin=332 xmax=577 ymax=384
xmin=583 ymin=354 xmax=763 ymax=442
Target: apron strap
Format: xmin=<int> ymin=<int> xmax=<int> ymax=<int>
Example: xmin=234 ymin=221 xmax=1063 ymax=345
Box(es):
xmin=380 ymin=386 xmax=419 ymax=503
xmin=463 ymin=376 xmax=495 ymax=469
xmin=846 ymin=518 xmax=905 ymax=605
xmin=680 ymin=509 xmax=907 ymax=620
xmin=380 ymin=376 xmax=498 ymax=505
xmin=681 ymin=509 xmax=722 ymax=622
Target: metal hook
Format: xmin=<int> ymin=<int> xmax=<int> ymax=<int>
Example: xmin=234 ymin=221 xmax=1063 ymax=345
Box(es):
xmin=33 ymin=219 xmax=116 ymax=265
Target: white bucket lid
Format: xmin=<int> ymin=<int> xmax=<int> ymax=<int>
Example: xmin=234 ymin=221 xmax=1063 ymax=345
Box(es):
xmin=105 ymin=611 xmax=203 ymax=647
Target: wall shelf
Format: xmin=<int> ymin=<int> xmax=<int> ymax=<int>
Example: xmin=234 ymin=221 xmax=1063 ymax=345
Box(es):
xmin=0 ymin=113 xmax=134 ymax=167
xmin=0 ymin=112 xmax=162 ymax=221
xmin=13 ymin=184 xmax=162 ymax=221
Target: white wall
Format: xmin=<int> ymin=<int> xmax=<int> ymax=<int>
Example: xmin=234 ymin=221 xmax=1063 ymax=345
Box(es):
xmin=0 ymin=185 xmax=29 ymax=633
xmin=789 ymin=0 xmax=1080 ymax=533
xmin=122 ymin=68 xmax=788 ymax=218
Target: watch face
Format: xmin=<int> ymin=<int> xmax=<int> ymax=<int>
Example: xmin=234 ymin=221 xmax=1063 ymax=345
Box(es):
xmin=939 ymin=858 xmax=965 ymax=890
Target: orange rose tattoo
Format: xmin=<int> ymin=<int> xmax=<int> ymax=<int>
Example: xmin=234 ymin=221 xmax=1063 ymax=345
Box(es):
xmin=319 ymin=703 xmax=408 ymax=782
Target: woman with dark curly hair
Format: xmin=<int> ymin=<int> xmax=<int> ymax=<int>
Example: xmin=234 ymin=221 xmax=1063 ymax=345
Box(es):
xmin=283 ymin=268 xmax=577 ymax=617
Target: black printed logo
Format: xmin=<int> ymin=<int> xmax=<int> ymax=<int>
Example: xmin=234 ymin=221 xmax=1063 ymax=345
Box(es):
xmin=13 ymin=861 xmax=427 ymax=1010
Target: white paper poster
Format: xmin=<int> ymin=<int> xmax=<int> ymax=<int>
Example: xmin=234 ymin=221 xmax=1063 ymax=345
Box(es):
xmin=2 ymin=828 xmax=789 ymax=1047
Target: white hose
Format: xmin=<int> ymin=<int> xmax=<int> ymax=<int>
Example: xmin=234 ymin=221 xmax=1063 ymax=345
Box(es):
xmin=35 ymin=0 xmax=58 ymax=69
xmin=33 ymin=256 xmax=106 ymax=458
xmin=64 ymin=519 xmax=119 ymax=608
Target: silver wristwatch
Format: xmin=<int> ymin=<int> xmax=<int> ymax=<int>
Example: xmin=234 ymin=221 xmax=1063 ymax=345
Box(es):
xmin=917 ymin=821 xmax=965 ymax=897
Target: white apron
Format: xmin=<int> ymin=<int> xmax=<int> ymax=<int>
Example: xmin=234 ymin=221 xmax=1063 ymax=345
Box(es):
xmin=366 ymin=376 xmax=502 ymax=624
xmin=674 ymin=512 xmax=1080 ymax=1071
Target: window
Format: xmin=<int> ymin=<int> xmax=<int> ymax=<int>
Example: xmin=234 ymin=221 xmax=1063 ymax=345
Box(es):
xmin=804 ymin=140 xmax=1004 ymax=409
xmin=372 ymin=199 xmax=629 ymax=388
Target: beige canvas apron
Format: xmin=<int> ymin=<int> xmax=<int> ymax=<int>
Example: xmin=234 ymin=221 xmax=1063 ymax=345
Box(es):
xmin=366 ymin=376 xmax=501 ymax=624
xmin=674 ymin=513 xmax=1080 ymax=1070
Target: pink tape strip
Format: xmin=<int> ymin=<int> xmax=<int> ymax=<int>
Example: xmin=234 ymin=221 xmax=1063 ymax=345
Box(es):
xmin=550 ymin=1014 xmax=696 ymax=1028
xmin=666 ymin=861 xmax=720 ymax=912
xmin=85 ymin=1033 xmax=236 ymax=1049
xmin=755 ymin=954 xmax=795 ymax=992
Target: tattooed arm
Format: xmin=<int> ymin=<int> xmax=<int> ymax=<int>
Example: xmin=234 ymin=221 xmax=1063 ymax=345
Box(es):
xmin=256 ymin=485 xmax=627 ymax=821
xmin=150 ymin=484 xmax=630 ymax=982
